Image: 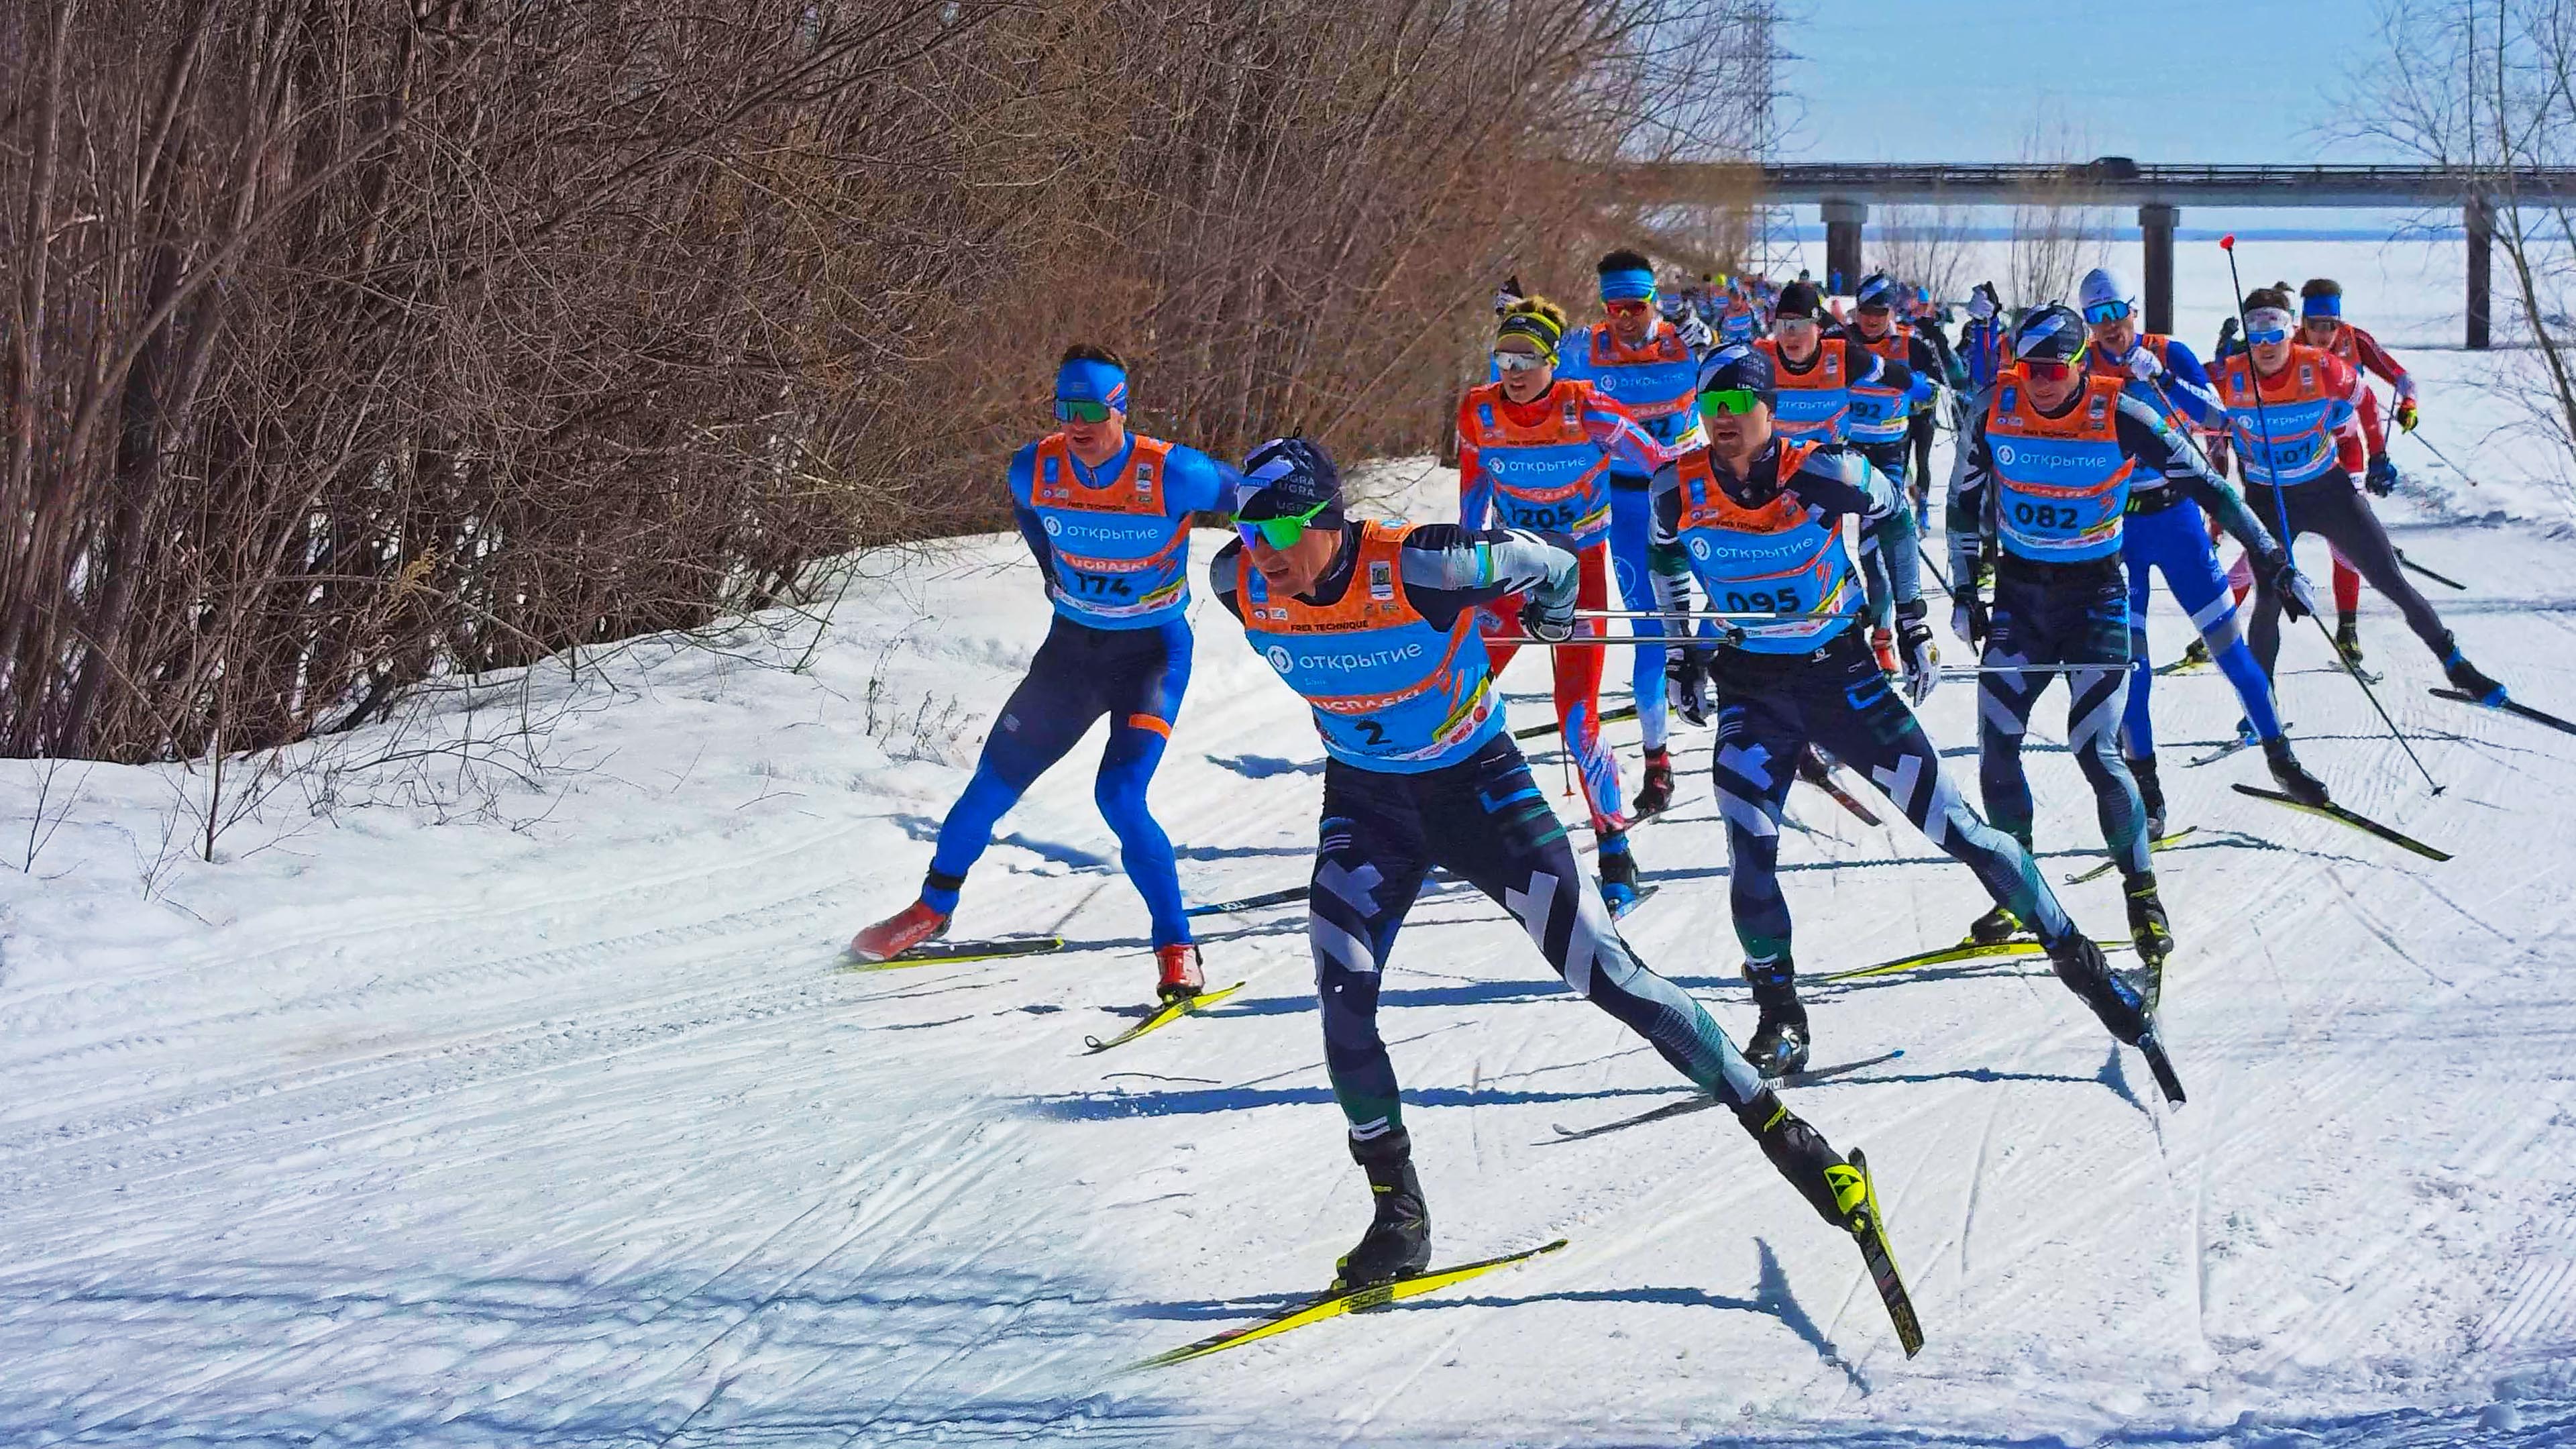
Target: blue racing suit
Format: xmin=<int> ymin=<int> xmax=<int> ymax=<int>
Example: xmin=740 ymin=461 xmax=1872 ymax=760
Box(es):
xmin=920 ymin=431 xmax=1236 ymax=947
xmin=2093 ymin=336 xmax=2286 ymax=756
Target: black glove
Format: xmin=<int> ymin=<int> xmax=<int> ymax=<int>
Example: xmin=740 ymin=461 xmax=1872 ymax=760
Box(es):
xmin=1518 ymin=595 xmax=1573 ymax=644
xmin=1896 ymin=599 xmax=1940 ymax=705
xmin=1666 ymin=648 xmax=1713 ymax=728
xmin=2365 ymin=453 xmax=2398 ymax=496
xmin=2267 ymin=553 xmax=2318 ymax=622
xmin=1950 ymin=591 xmax=1988 ymax=651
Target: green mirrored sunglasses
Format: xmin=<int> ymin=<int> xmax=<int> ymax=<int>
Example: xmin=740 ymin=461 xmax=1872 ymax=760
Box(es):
xmin=1233 ymin=498 xmax=1333 ymax=549
xmin=1697 ymin=388 xmax=1762 ymax=418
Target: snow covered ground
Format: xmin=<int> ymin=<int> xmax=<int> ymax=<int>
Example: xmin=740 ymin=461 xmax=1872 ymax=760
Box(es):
xmin=6 ymin=241 xmax=2576 ymax=1446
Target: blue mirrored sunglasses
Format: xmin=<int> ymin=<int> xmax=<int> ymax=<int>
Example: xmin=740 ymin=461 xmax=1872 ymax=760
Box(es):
xmin=2245 ymin=326 xmax=2291 ymax=347
xmin=2081 ymin=299 xmax=2133 ymax=326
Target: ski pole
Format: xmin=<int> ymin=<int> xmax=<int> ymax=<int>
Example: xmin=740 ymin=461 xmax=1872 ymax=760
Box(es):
xmin=2396 ymin=548 xmax=2467 ymax=591
xmin=2218 ymin=234 xmax=2445 ymax=796
xmin=2404 ymin=428 xmax=2476 ymax=485
xmin=1916 ymin=545 xmax=1953 ymax=597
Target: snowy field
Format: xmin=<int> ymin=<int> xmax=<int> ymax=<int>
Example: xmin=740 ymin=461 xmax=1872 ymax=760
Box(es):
xmin=6 ymin=239 xmax=2576 ymax=1446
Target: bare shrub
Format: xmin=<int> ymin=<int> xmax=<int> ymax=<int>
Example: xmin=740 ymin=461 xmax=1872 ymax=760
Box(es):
xmin=2 ymin=0 xmax=1782 ymax=775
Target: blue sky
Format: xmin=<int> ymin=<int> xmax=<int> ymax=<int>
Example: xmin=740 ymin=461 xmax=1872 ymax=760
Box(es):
xmin=1778 ymin=1 xmax=2394 ymax=165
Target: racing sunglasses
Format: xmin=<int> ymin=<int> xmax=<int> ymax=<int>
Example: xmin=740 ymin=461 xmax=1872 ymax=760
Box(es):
xmin=1491 ymin=348 xmax=1550 ymax=373
xmin=2244 ymin=323 xmax=2292 ymax=347
xmin=1234 ymin=498 xmax=1334 ymax=550
xmin=1054 ymin=398 xmax=1116 ymax=424
xmin=1697 ymin=387 xmax=1764 ymax=418
xmin=2081 ymin=298 xmax=2133 ymax=326
xmin=2021 ymin=358 xmax=2078 ymax=381
xmin=1603 ymin=299 xmax=1654 ymax=317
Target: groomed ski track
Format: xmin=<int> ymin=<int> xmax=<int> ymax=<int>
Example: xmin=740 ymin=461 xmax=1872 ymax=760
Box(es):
xmin=7 ymin=251 xmax=2576 ymax=1446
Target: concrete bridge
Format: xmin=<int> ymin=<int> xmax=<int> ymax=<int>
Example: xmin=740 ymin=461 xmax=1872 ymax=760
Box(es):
xmin=1630 ymin=160 xmax=2576 ymax=347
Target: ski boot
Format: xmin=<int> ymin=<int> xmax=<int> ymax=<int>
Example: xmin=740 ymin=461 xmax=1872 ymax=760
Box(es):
xmin=1742 ymin=957 xmax=1812 ymax=1078
xmin=1966 ymin=903 xmax=2023 ymax=946
xmin=2123 ymin=872 xmax=2173 ymax=968
xmin=1737 ymin=1089 xmax=1866 ymax=1232
xmin=2128 ymin=753 xmax=2167 ymax=841
xmin=2045 ymin=932 xmax=2151 ymax=1046
xmin=1598 ymin=832 xmax=1642 ymax=914
xmin=2334 ymin=612 xmax=2364 ymax=667
xmin=1633 ymin=747 xmax=1676 ymax=818
xmin=2262 ymin=737 xmax=2330 ymax=807
xmin=2445 ymin=646 xmax=2508 ymax=708
xmin=849 ymin=900 xmax=948 ymax=962
xmin=1155 ymin=943 xmax=1205 ymax=1004
xmin=1335 ymin=1128 xmax=1432 ymax=1290
xmin=2178 ymin=637 xmax=2212 ymax=669
xmin=1869 ymin=625 xmax=1901 ymax=677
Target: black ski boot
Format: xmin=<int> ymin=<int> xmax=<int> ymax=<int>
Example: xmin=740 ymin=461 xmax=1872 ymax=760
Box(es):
xmin=2445 ymin=646 xmax=2508 ymax=708
xmin=1335 ymin=1129 xmax=1431 ymax=1291
xmin=1597 ymin=834 xmax=1644 ymax=914
xmin=1736 ymin=1089 xmax=1866 ymax=1231
xmin=2262 ymin=737 xmax=2330 ymax=806
xmin=1967 ymin=904 xmax=2023 ymax=945
xmin=1741 ymin=957 xmax=1811 ymax=1078
xmin=2124 ymin=871 xmax=2173 ymax=967
xmin=2046 ymin=932 xmax=2151 ymax=1046
xmin=2128 ymin=752 xmax=2167 ymax=841
xmin=1633 ymin=748 xmax=1676 ymax=818
xmin=2334 ymin=613 xmax=2364 ymax=667
xmin=2178 ymin=637 xmax=2212 ymax=669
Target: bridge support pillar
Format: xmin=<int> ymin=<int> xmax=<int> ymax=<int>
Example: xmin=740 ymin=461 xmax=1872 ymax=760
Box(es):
xmin=2467 ymin=195 xmax=2493 ymax=350
xmin=2139 ymin=204 xmax=2179 ymax=337
xmin=1821 ymin=199 xmax=1866 ymax=294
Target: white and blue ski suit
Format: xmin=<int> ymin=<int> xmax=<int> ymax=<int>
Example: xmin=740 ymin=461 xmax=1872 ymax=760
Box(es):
xmin=1649 ymin=439 xmax=2076 ymax=972
xmin=1210 ymin=521 xmax=1770 ymax=1143
xmin=1950 ymin=373 xmax=2284 ymax=877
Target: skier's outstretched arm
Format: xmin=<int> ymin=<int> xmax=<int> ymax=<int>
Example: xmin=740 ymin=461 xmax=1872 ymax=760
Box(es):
xmin=2116 ymin=394 xmax=2279 ymax=563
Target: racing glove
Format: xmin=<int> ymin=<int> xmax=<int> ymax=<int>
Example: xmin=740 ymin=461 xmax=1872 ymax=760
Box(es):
xmin=1896 ymin=599 xmax=1940 ymax=705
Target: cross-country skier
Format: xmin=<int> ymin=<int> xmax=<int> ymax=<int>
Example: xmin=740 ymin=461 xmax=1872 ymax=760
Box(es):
xmin=847 ymin=346 xmax=1238 ymax=1005
xmin=1558 ymin=251 xmax=1709 ymax=818
xmin=1846 ymin=273 xmax=1947 ymax=532
xmin=2295 ymin=277 xmax=2420 ymax=665
xmin=1949 ymin=306 xmax=2314 ymax=969
xmin=1458 ymin=297 xmax=1669 ymax=907
xmin=1651 ymin=346 xmax=2142 ymax=1079
xmin=2074 ymin=267 xmax=2327 ymax=837
xmin=2213 ymin=287 xmax=2510 ymax=706
xmin=1208 ymin=435 xmax=1894 ymax=1289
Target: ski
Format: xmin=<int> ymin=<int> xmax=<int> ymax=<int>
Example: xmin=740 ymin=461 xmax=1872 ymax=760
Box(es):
xmin=2063 ymin=828 xmax=2201 ymax=885
xmin=1799 ymin=751 xmax=1884 ymax=826
xmin=2184 ymin=729 xmax=2277 ymax=769
xmin=1547 ymin=1053 xmax=1906 ymax=1143
xmin=1513 ymin=702 xmax=1639 ymax=741
xmin=2229 ymin=784 xmax=2452 ymax=861
xmin=846 ymin=936 xmax=1065 ymax=970
xmin=1130 ymin=1238 xmax=1569 ymax=1369
xmin=1082 ymin=981 xmax=1247 ymax=1053
xmin=2432 ymin=688 xmax=2576 ymax=738
xmin=2135 ymin=1024 xmax=2188 ymax=1105
xmin=2153 ymin=653 xmax=2210 ymax=677
xmin=1185 ymin=885 xmax=1310 ymax=918
xmin=1819 ymin=938 xmax=2047 ymax=982
xmin=2396 ymin=549 xmax=2467 ymax=590
xmin=1841 ymin=1150 xmax=1925 ymax=1357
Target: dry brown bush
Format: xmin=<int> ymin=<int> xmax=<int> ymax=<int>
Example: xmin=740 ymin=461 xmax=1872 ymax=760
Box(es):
xmin=3 ymin=0 xmax=1774 ymax=767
